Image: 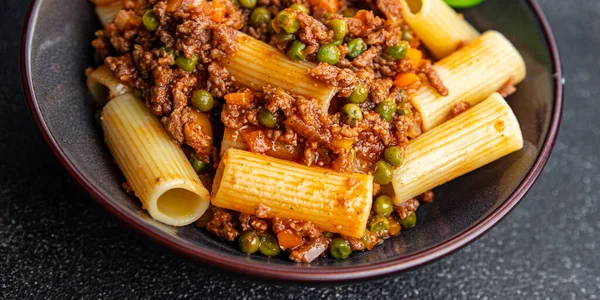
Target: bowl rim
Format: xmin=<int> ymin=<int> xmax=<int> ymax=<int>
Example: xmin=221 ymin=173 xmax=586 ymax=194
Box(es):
xmin=20 ymin=0 xmax=563 ymax=283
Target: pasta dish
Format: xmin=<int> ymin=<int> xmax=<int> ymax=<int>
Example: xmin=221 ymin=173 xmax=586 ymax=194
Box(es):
xmin=87 ymin=0 xmax=525 ymax=262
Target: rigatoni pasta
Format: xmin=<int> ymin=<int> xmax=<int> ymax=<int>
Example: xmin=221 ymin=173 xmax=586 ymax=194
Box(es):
xmin=91 ymin=0 xmax=124 ymax=24
xmin=86 ymin=65 xmax=132 ymax=104
xmin=88 ymin=0 xmax=528 ymax=263
xmin=398 ymin=0 xmax=480 ymax=58
xmin=222 ymin=34 xmax=338 ymax=111
xmin=102 ymin=94 xmax=211 ymax=226
xmin=212 ymin=149 xmax=373 ymax=238
xmin=393 ymin=93 xmax=523 ymax=204
xmin=411 ymin=31 xmax=526 ymax=131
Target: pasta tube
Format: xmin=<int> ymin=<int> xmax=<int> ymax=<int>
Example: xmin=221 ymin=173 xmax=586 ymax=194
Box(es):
xmin=398 ymin=0 xmax=479 ymax=58
xmin=102 ymin=94 xmax=211 ymax=226
xmin=92 ymin=0 xmax=124 ymax=25
xmin=222 ymin=34 xmax=337 ymax=111
xmin=212 ymin=149 xmax=373 ymax=238
xmin=393 ymin=93 xmax=523 ymax=205
xmin=86 ymin=65 xmax=132 ymax=104
xmin=412 ymin=31 xmax=526 ymax=131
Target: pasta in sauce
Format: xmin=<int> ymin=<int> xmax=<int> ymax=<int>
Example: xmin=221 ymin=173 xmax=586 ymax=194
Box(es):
xmin=87 ymin=0 xmax=525 ymax=262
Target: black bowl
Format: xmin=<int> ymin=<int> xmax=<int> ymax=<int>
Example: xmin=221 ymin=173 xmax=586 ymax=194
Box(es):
xmin=21 ymin=0 xmax=563 ymax=282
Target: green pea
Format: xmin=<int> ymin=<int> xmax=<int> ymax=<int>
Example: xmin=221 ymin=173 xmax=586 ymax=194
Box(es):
xmin=374 ymin=98 xmax=397 ymax=122
xmin=346 ymin=38 xmax=367 ymax=59
xmin=276 ymin=11 xmax=300 ymax=34
xmin=250 ymin=7 xmax=272 ymax=27
xmin=289 ymin=3 xmax=309 ymax=14
xmin=329 ymin=238 xmax=352 ymax=259
xmin=287 ymin=40 xmax=306 ymax=61
xmin=373 ymin=160 xmax=393 ymax=185
xmin=347 ymin=81 xmax=369 ymax=104
xmin=239 ymin=0 xmax=257 ymax=9
xmin=332 ymin=39 xmax=343 ymax=46
xmin=159 ymin=47 xmax=175 ymax=65
xmin=259 ymin=108 xmax=279 ymax=128
xmin=238 ymin=231 xmax=260 ymax=254
xmin=259 ymin=233 xmax=281 ymax=257
xmin=341 ymin=8 xmax=357 ymax=17
xmin=175 ymin=54 xmax=198 ymax=72
xmin=191 ymin=90 xmax=214 ymax=112
xmin=317 ymin=43 xmax=341 ymax=65
xmin=373 ymin=195 xmax=393 ymax=216
xmin=189 ymin=153 xmax=210 ymax=174
xmin=401 ymin=29 xmax=414 ymax=42
xmin=367 ymin=215 xmax=390 ymax=235
xmin=399 ymin=211 xmax=417 ymax=229
xmin=383 ymin=42 xmax=409 ymax=61
xmin=142 ymin=10 xmax=159 ymax=31
xmin=384 ymin=146 xmax=404 ymax=167
xmin=273 ymin=32 xmax=296 ymax=44
xmin=328 ymin=19 xmax=348 ymax=40
xmin=341 ymin=103 xmax=363 ymax=125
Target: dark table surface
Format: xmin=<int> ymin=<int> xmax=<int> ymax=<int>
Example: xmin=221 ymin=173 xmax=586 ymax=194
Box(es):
xmin=1 ymin=0 xmax=599 ymax=299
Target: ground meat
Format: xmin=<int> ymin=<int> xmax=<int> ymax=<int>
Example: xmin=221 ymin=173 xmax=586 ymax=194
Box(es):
xmin=297 ymin=12 xmax=334 ymax=55
xmin=448 ymin=101 xmax=471 ymax=119
xmin=263 ymin=85 xmax=297 ymax=117
xmin=309 ymin=63 xmax=358 ymax=97
xmin=205 ymin=207 xmax=240 ymax=241
xmin=343 ymin=235 xmax=365 ymax=251
xmin=105 ymin=54 xmax=138 ymax=87
xmin=375 ymin=0 xmax=403 ymax=25
xmin=272 ymin=218 xmax=321 ymax=238
xmin=370 ymin=78 xmax=393 ymax=104
xmin=289 ymin=237 xmax=328 ymax=263
xmin=422 ymin=60 xmax=449 ymax=96
xmin=352 ymin=46 xmax=379 ymax=68
xmin=149 ymin=65 xmax=174 ymax=115
xmin=364 ymin=111 xmax=394 ymax=145
xmin=211 ymin=24 xmax=240 ymax=55
xmin=103 ymin=20 xmax=139 ymax=54
xmin=419 ymin=190 xmax=434 ymax=203
xmin=497 ymin=76 xmax=517 ymax=97
xmin=239 ymin=213 xmax=268 ymax=236
xmin=395 ymin=198 xmax=420 ymax=220
xmin=268 ymin=128 xmax=299 ymax=146
xmin=346 ymin=10 xmax=384 ymax=37
xmin=221 ymin=103 xmax=260 ymax=129
xmin=207 ymin=62 xmax=233 ymax=97
xmin=181 ymin=108 xmax=213 ymax=161
xmin=254 ymin=203 xmax=271 ymax=218
xmin=284 ymin=98 xmax=332 ymax=145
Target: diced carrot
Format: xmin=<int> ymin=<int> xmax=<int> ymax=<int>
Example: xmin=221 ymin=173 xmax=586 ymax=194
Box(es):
xmin=405 ymin=48 xmax=423 ymax=69
xmin=393 ymin=73 xmax=420 ymax=87
xmin=166 ymin=0 xmax=183 ymax=12
xmin=224 ymin=91 xmax=254 ymax=106
xmin=240 ymin=130 xmax=270 ymax=153
xmin=277 ymin=230 xmax=303 ymax=250
xmin=388 ymin=217 xmax=401 ymax=236
xmin=209 ymin=0 xmax=226 ymax=22
xmin=308 ymin=0 xmax=339 ymax=13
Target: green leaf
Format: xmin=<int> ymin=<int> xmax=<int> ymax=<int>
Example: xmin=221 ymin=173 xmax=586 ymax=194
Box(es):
xmin=444 ymin=0 xmax=483 ymax=9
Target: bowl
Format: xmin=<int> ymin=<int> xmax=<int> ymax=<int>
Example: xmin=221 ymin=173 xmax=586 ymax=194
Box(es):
xmin=21 ymin=0 xmax=563 ymax=282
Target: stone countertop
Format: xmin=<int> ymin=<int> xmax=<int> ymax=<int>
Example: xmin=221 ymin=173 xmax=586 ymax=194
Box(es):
xmin=1 ymin=0 xmax=598 ymax=298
